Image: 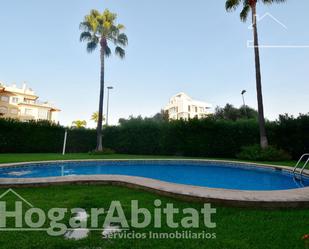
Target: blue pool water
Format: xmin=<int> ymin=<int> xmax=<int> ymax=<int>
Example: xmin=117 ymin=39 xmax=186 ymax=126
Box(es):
xmin=0 ymin=161 xmax=307 ymax=191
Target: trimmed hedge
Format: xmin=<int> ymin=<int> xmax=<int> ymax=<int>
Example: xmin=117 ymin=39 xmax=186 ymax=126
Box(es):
xmin=0 ymin=114 xmax=308 ymax=159
xmin=103 ymin=118 xmax=260 ymax=157
xmin=270 ymin=114 xmax=309 ymax=158
xmin=0 ymin=119 xmax=96 ymax=153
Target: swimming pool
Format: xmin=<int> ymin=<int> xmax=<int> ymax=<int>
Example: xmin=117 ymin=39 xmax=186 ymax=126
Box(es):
xmin=0 ymin=160 xmax=307 ymax=191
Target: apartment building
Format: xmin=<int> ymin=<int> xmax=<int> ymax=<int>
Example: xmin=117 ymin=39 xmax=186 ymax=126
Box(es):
xmin=164 ymin=92 xmax=212 ymax=120
xmin=0 ymin=83 xmax=60 ymax=122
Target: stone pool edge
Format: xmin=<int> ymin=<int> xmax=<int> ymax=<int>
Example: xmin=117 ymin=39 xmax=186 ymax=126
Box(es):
xmin=0 ymin=159 xmax=308 ymax=208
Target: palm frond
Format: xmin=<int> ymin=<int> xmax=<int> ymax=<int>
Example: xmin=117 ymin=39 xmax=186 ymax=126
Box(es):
xmin=79 ymin=21 xmax=92 ymax=32
xmin=87 ymin=41 xmax=98 ymax=53
xmin=240 ymin=4 xmax=250 ymax=22
xmin=103 ymin=9 xmax=117 ymax=23
xmin=115 ymin=46 xmax=125 ymax=59
xmin=105 ymin=46 xmax=112 ymax=57
xmin=117 ymin=24 xmax=125 ymax=31
xmin=225 ymin=0 xmax=241 ymax=11
xmin=80 ymin=31 xmax=92 ymax=42
xmin=116 ymin=33 xmax=128 ymax=46
xmin=109 ymin=23 xmax=121 ymax=38
xmin=90 ymin=9 xmax=100 ymax=18
xmin=84 ymin=11 xmax=101 ymax=33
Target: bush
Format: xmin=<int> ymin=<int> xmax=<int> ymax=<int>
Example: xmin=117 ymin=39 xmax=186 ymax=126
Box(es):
xmin=0 ymin=119 xmax=63 ymax=153
xmin=0 ymin=114 xmax=308 ymax=159
xmin=88 ymin=148 xmax=116 ymax=155
xmin=236 ymin=145 xmax=292 ymax=161
xmin=0 ymin=119 xmax=96 ymax=153
xmin=268 ymin=114 xmax=309 ymax=159
xmin=66 ymin=128 xmax=96 ymax=153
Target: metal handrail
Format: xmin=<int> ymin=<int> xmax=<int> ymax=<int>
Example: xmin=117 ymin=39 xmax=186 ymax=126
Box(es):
xmin=300 ymin=158 xmax=309 ymax=176
xmin=293 ymin=154 xmax=309 ymax=178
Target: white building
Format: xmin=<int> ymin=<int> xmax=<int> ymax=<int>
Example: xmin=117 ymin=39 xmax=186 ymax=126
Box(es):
xmin=0 ymin=83 xmax=60 ymax=122
xmin=164 ymin=92 xmax=212 ymax=120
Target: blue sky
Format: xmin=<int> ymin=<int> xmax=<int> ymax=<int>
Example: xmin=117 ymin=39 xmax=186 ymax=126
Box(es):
xmin=1 ymin=0 xmax=308 ymax=126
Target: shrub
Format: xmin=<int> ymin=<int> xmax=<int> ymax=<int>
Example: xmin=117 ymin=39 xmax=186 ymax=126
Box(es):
xmin=0 ymin=118 xmax=63 ymax=153
xmin=268 ymin=114 xmax=309 ymax=159
xmin=236 ymin=145 xmax=292 ymax=161
xmin=0 ymin=114 xmax=308 ymax=159
xmin=88 ymin=148 xmax=116 ymax=155
xmin=66 ymin=128 xmax=96 ymax=153
xmin=0 ymin=119 xmax=95 ymax=153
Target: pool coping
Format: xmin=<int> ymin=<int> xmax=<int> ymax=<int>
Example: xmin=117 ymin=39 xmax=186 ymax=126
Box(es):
xmin=0 ymin=159 xmax=308 ymax=208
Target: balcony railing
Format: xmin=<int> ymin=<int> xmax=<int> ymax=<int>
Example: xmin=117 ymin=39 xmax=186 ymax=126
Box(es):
xmin=19 ymin=100 xmax=56 ymax=108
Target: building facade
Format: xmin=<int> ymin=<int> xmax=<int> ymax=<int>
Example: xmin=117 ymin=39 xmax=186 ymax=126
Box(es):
xmin=0 ymin=83 xmax=60 ymax=122
xmin=164 ymin=92 xmax=212 ymax=120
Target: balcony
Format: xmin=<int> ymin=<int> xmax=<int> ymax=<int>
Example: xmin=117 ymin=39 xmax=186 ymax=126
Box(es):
xmin=18 ymin=100 xmax=57 ymax=110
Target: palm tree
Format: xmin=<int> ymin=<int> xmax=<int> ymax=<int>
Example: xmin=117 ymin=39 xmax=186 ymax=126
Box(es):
xmin=91 ymin=111 xmax=105 ymax=124
xmin=225 ymin=0 xmax=286 ymax=149
xmin=80 ymin=9 xmax=128 ymax=151
xmin=72 ymin=120 xmax=87 ymax=129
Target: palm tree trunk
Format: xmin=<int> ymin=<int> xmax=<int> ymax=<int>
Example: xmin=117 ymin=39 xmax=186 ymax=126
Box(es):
xmin=96 ymin=44 xmax=105 ymax=151
xmin=251 ymin=4 xmax=269 ymax=149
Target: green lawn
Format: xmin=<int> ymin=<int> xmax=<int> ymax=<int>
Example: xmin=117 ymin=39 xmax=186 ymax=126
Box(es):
xmin=0 ymin=153 xmax=304 ymax=249
xmin=0 ymin=153 xmax=296 ymax=167
xmin=0 ymin=185 xmax=307 ymax=249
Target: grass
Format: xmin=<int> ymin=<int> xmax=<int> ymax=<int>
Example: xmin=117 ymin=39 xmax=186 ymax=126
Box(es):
xmin=0 ymin=185 xmax=307 ymax=249
xmin=0 ymin=153 xmax=303 ymax=248
xmin=0 ymin=153 xmax=296 ymax=167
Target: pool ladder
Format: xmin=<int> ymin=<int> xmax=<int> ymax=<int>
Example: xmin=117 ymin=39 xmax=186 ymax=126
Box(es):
xmin=293 ymin=154 xmax=309 ymax=179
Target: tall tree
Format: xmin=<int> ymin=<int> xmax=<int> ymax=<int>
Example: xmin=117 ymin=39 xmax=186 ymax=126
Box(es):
xmin=80 ymin=9 xmax=128 ymax=151
xmin=225 ymin=0 xmax=286 ymax=148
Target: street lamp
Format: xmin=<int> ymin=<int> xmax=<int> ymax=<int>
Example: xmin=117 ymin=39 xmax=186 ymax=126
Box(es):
xmin=106 ymin=86 xmax=114 ymax=126
xmin=241 ymin=90 xmax=248 ymax=118
xmin=241 ymin=90 xmax=247 ymax=107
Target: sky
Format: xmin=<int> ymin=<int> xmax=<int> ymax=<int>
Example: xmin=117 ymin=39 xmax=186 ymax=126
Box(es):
xmin=1 ymin=0 xmax=308 ymax=127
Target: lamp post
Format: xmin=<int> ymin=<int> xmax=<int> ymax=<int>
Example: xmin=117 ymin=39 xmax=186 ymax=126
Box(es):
xmin=106 ymin=86 xmax=114 ymax=126
xmin=241 ymin=90 xmax=248 ymax=118
xmin=62 ymin=129 xmax=68 ymax=155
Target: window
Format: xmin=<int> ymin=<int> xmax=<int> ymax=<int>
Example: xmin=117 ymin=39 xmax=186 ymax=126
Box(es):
xmin=188 ymin=105 xmax=191 ymax=112
xmin=0 ymin=106 xmax=8 ymax=114
xmin=38 ymin=109 xmax=48 ymax=119
xmin=24 ymin=99 xmax=35 ymax=104
xmin=0 ymin=96 xmax=9 ymax=102
xmin=25 ymin=108 xmax=33 ymax=115
xmin=195 ymin=107 xmax=198 ymax=113
xmin=10 ymin=108 xmax=18 ymax=115
xmin=12 ymin=97 xmax=19 ymax=103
